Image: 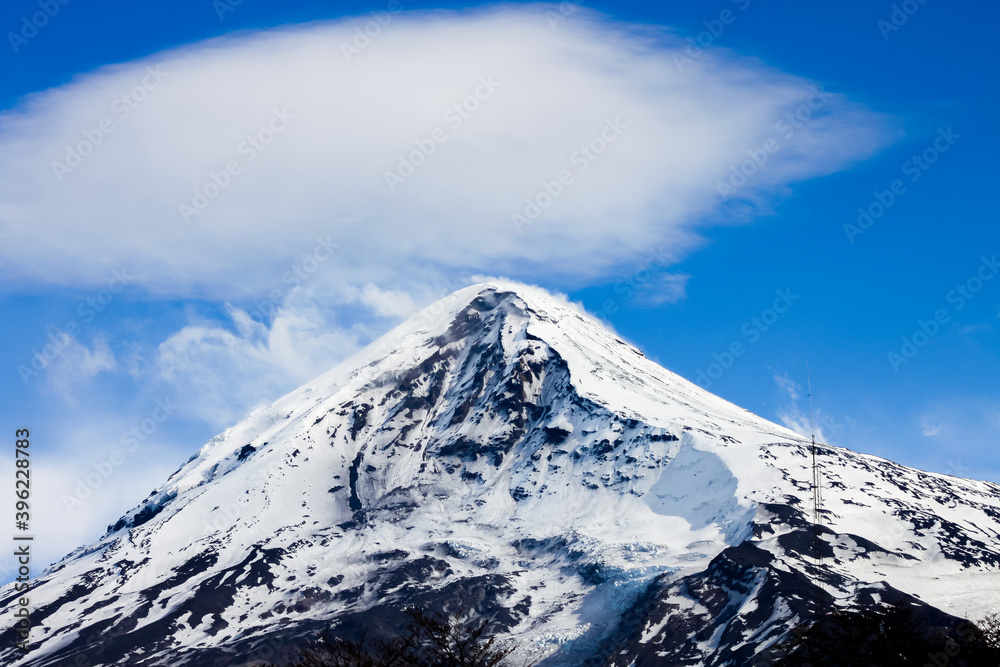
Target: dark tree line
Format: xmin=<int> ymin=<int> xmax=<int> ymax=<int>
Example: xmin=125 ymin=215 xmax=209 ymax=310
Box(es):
xmin=258 ymin=602 xmax=1000 ymax=667
xmin=257 ymin=608 xmax=527 ymax=667
xmin=770 ymin=605 xmax=1000 ymax=666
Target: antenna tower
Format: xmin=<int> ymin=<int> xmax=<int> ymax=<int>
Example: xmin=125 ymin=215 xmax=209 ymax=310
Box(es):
xmin=807 ymin=363 xmax=823 ymax=567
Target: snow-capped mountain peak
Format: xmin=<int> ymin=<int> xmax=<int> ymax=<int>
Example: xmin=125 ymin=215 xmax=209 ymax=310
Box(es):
xmin=3 ymin=282 xmax=998 ymax=666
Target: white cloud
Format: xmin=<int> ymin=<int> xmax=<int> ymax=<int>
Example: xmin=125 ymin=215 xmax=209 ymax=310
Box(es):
xmin=151 ymin=281 xmax=431 ymax=428
xmin=357 ymin=283 xmax=420 ymax=319
xmin=39 ymin=334 xmax=118 ymax=401
xmin=156 ymin=295 xmax=354 ymax=428
xmin=0 ymin=6 xmax=891 ymax=300
xmin=920 ymin=417 xmax=943 ymax=437
xmin=0 ymin=411 xmax=180 ymax=582
xmin=632 ymin=272 xmax=690 ymax=307
xmin=773 ymin=371 xmax=841 ymax=444
xmin=773 ymin=371 xmax=800 ymax=402
xmin=776 ymin=410 xmax=813 ymax=441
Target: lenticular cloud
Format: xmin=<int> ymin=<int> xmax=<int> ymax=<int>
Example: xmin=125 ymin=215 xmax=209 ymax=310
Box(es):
xmin=0 ymin=6 xmax=891 ymax=297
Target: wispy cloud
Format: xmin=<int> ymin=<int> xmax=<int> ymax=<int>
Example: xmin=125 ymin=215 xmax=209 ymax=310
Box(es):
xmin=773 ymin=371 xmax=800 ymax=402
xmin=0 ymin=407 xmax=181 ymax=580
xmin=920 ymin=417 xmax=943 ymax=437
xmin=773 ymin=371 xmax=842 ymax=444
xmin=42 ymin=334 xmax=117 ymax=402
xmin=151 ymin=280 xmax=442 ymax=429
xmin=631 ymin=272 xmax=690 ymax=307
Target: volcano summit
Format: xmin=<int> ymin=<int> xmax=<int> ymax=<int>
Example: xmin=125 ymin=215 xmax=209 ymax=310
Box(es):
xmin=2 ymin=282 xmax=998 ymax=666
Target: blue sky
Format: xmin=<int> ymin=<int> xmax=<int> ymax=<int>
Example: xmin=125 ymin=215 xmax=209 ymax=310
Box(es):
xmin=0 ymin=0 xmax=997 ymax=575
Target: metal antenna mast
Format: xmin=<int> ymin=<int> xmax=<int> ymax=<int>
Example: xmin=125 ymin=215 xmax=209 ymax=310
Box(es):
xmin=807 ymin=363 xmax=823 ymax=566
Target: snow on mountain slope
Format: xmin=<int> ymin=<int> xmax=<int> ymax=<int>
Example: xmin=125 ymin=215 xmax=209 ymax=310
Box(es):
xmin=1 ymin=281 xmax=998 ymax=667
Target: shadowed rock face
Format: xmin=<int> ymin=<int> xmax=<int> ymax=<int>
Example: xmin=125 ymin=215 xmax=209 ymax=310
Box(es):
xmin=1 ymin=283 xmax=998 ymax=667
